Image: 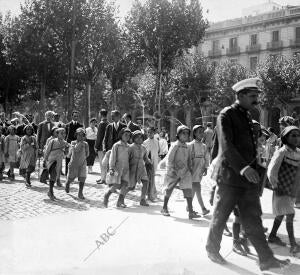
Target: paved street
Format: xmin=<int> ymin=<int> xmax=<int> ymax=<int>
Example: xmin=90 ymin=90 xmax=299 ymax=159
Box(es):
xmin=1 ymin=162 xmax=300 ymax=275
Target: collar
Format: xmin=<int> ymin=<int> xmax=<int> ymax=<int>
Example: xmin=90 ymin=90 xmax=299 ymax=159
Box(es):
xmin=72 ymin=120 xmax=78 ymax=124
xmin=233 ymin=102 xmax=248 ymax=114
xmin=177 ymin=140 xmax=188 ymax=148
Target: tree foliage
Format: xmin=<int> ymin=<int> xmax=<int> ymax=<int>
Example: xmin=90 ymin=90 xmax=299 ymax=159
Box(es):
xmin=168 ymin=53 xmax=214 ymax=106
xmin=126 ymin=0 xmax=208 ymax=111
xmin=210 ymin=61 xmax=250 ymax=108
xmin=257 ymin=55 xmax=300 ymax=108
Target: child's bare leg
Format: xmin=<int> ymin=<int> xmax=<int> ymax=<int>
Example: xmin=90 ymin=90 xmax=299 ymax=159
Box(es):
xmin=78 ymin=178 xmax=86 ymax=199
xmin=140 ymin=180 xmax=149 ymax=206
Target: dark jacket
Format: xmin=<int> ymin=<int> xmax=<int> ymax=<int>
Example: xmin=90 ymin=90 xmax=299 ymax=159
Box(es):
xmin=37 ymin=120 xmax=55 ymax=149
xmin=212 ymin=103 xmax=258 ymax=188
xmin=103 ymin=122 xmax=126 ymax=151
xmin=66 ymin=121 xmax=83 ymax=143
xmin=95 ymin=119 xmax=109 ymax=151
xmin=127 ymin=121 xmax=140 ymax=133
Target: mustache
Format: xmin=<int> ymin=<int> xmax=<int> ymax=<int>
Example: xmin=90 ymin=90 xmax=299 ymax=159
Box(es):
xmin=252 ymin=101 xmax=259 ymax=105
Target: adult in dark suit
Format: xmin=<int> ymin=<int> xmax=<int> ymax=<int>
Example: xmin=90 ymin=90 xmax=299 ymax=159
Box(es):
xmin=103 ymin=110 xmax=126 ymax=152
xmin=65 ymin=111 xmax=83 ymax=174
xmin=206 ymin=78 xmax=289 ymax=271
xmin=95 ymin=109 xmax=109 ymax=184
xmin=122 ymin=113 xmax=140 ymax=132
xmin=37 ymin=111 xmax=55 ymax=152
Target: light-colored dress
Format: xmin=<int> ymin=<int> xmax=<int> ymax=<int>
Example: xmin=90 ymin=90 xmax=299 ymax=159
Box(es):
xmin=44 ymin=138 xmax=69 ymax=180
xmin=19 ymin=135 xmax=37 ymax=170
xmin=267 ymin=145 xmax=300 ymax=216
xmin=188 ymin=140 xmax=209 ymax=183
xmin=109 ymin=141 xmax=129 ymax=185
xmin=67 ymin=140 xmax=89 ymax=181
xmin=164 ymin=140 xmax=192 ymax=190
xmin=143 ymin=138 xmax=160 ymax=173
xmin=4 ymin=134 xmax=19 ymax=163
xmin=128 ymin=143 xmax=150 ymax=188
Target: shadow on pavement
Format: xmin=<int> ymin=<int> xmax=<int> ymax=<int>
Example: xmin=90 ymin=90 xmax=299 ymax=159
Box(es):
xmin=43 ymin=198 xmax=89 ymax=211
xmin=172 ymin=216 xmax=210 ymax=227
xmin=223 ymin=262 xmax=260 ymax=275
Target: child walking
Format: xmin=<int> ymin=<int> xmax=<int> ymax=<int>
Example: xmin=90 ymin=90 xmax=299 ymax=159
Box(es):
xmin=40 ymin=127 xmax=58 ymax=185
xmin=103 ymin=128 xmax=131 ymax=208
xmin=127 ymin=130 xmax=151 ymax=206
xmin=0 ymin=126 xmax=5 ymax=180
xmin=267 ymin=126 xmax=300 ymax=254
xmin=44 ymin=128 xmax=69 ymax=200
xmin=4 ymin=125 xmax=20 ymax=180
xmin=65 ymin=128 xmax=89 ymax=199
xmin=161 ymin=125 xmax=200 ymax=220
xmin=19 ymin=125 xmax=38 ymax=187
xmin=188 ymin=125 xmax=210 ymax=216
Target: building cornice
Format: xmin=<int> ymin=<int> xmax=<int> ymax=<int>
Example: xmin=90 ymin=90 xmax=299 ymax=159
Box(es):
xmin=206 ymin=6 xmax=300 ymax=37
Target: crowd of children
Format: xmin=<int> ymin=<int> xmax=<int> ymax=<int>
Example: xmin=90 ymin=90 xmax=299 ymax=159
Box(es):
xmin=1 ymin=113 xmax=300 ymax=256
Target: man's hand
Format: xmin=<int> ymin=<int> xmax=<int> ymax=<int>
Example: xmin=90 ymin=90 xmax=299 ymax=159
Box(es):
xmin=243 ymin=167 xmax=260 ymax=184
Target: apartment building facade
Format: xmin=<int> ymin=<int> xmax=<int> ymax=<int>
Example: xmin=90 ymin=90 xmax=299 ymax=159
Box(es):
xmin=197 ymin=3 xmax=300 ymax=131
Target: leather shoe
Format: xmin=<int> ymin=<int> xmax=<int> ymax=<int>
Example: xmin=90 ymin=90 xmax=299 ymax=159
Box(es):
xmin=207 ymin=251 xmax=227 ymax=265
xmin=233 ymin=241 xmax=247 ymax=256
xmin=259 ymin=257 xmax=290 ymax=271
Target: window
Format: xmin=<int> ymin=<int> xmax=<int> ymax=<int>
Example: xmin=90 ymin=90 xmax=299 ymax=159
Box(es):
xmin=272 ymin=30 xmax=279 ymax=42
xmin=229 ymin=37 xmax=238 ymax=49
xmin=296 ymin=27 xmax=300 ymax=41
xmin=250 ymin=34 xmax=257 ymax=46
xmin=212 ymin=40 xmax=219 ymax=51
xmin=250 ymin=56 xmax=258 ymax=71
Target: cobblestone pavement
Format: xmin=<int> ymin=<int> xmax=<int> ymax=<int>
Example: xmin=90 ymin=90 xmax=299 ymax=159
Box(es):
xmin=1 ymin=162 xmax=213 ymax=221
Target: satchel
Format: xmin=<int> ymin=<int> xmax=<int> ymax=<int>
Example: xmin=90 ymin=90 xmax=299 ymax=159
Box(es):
xmin=106 ymin=170 xmax=119 ymax=185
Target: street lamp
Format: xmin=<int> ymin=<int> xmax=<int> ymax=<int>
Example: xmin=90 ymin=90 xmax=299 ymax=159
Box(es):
xmin=128 ymin=87 xmax=145 ymax=129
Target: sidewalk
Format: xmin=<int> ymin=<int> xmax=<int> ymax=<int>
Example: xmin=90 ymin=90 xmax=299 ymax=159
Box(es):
xmin=1 ymin=166 xmax=300 ymax=275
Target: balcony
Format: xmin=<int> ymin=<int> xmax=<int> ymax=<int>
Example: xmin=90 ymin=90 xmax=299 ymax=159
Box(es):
xmin=226 ymin=46 xmax=240 ymax=56
xmin=208 ymin=49 xmax=222 ymax=58
xmin=246 ymin=44 xmax=261 ymax=53
xmin=290 ymin=39 xmax=300 ymax=48
xmin=267 ymin=40 xmax=283 ymax=51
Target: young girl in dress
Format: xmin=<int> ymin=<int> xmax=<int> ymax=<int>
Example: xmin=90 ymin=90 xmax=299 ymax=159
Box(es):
xmin=44 ymin=128 xmax=69 ymax=200
xmin=65 ymin=128 xmax=89 ymax=199
xmin=39 ymin=127 xmax=58 ymax=185
xmin=0 ymin=126 xmax=5 ymax=180
xmin=127 ymin=130 xmax=151 ymax=206
xmin=19 ymin=125 xmax=38 ymax=187
xmin=4 ymin=125 xmax=20 ymax=180
xmin=161 ymin=125 xmax=200 ymax=220
xmin=103 ymin=128 xmax=131 ymax=208
xmin=188 ymin=125 xmax=210 ymax=216
xmin=267 ymin=126 xmax=300 ymax=254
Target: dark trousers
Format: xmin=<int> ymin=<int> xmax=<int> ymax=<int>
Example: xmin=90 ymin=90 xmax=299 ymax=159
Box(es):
xmin=65 ymin=157 xmax=70 ymax=174
xmin=206 ymin=184 xmax=273 ymax=263
xmin=86 ymin=139 xmax=96 ymax=166
xmin=296 ymin=188 xmax=300 ymax=204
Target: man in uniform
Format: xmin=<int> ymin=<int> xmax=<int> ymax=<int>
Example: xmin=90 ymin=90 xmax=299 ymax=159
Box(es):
xmin=206 ymin=78 xmax=290 ymax=271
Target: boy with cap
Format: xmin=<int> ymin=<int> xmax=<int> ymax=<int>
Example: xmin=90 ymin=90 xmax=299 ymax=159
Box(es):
xmin=126 ymin=130 xmax=151 ymax=206
xmin=161 ymin=125 xmax=200 ymax=220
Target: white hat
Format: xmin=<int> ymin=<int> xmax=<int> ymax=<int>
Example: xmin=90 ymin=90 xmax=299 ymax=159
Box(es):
xmin=232 ymin=77 xmax=262 ymax=93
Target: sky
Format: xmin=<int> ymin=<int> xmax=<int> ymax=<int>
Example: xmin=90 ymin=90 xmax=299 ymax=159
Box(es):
xmin=0 ymin=0 xmax=299 ymax=22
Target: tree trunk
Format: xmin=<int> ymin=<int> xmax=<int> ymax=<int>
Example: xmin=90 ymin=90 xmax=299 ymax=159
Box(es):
xmin=39 ymin=79 xmax=46 ymax=122
xmin=85 ymin=80 xmax=91 ymax=127
xmin=4 ymin=78 xmax=10 ymax=114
